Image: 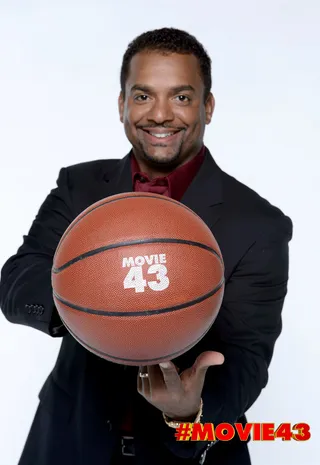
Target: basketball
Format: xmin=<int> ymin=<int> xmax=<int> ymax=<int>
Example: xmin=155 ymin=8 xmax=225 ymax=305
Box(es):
xmin=51 ymin=192 xmax=225 ymax=366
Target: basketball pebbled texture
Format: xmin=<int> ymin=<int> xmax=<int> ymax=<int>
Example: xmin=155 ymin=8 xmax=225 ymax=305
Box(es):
xmin=52 ymin=192 xmax=225 ymax=365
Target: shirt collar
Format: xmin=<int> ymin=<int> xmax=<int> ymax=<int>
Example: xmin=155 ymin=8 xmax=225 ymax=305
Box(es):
xmin=131 ymin=145 xmax=205 ymax=202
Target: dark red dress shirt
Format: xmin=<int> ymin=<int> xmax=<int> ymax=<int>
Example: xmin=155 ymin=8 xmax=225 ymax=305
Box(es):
xmin=131 ymin=145 xmax=205 ymax=201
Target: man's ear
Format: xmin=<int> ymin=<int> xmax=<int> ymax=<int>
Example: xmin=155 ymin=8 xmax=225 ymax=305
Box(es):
xmin=205 ymin=92 xmax=215 ymax=124
xmin=118 ymin=91 xmax=124 ymax=123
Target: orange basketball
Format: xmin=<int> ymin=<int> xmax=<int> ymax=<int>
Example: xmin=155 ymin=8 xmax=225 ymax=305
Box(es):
xmin=51 ymin=192 xmax=225 ymax=366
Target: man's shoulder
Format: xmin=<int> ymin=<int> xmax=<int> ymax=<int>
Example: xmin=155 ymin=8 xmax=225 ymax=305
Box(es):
xmin=220 ymin=168 xmax=293 ymax=238
xmin=64 ymin=158 xmax=122 ymax=181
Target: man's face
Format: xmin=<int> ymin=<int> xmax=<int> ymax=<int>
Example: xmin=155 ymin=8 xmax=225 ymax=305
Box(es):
xmin=119 ymin=51 xmax=215 ymax=169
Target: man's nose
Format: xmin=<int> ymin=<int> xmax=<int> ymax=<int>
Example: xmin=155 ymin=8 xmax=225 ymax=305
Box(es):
xmin=146 ymin=98 xmax=174 ymax=124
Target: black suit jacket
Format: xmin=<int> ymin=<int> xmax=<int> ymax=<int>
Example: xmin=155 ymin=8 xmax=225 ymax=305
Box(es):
xmin=0 ymin=148 xmax=293 ymax=465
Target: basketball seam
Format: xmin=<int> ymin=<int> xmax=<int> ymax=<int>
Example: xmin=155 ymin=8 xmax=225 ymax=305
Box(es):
xmin=52 ymin=238 xmax=222 ymax=273
xmin=52 ymin=278 xmax=224 ymax=317
xmin=61 ymin=315 xmax=214 ymax=363
xmin=55 ymin=193 xmax=202 ymax=256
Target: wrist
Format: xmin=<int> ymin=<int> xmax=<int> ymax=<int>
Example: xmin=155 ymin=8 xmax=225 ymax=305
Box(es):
xmin=165 ymin=410 xmax=198 ymax=422
xmin=163 ymin=398 xmax=203 ymax=428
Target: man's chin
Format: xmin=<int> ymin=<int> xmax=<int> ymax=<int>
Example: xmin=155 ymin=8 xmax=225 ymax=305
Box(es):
xmin=142 ymin=151 xmax=181 ymax=168
xmin=140 ymin=146 xmax=182 ymax=167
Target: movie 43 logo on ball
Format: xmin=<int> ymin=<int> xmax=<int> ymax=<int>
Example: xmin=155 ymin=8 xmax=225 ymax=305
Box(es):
xmin=122 ymin=253 xmax=169 ymax=293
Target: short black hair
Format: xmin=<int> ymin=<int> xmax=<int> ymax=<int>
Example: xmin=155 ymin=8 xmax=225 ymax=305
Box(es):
xmin=120 ymin=27 xmax=212 ymax=101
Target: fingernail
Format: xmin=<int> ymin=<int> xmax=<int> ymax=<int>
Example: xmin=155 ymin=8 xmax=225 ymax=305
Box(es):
xmin=159 ymin=362 xmax=170 ymax=368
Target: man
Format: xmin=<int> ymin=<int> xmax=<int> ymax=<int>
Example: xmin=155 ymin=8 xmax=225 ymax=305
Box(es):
xmin=0 ymin=28 xmax=293 ymax=465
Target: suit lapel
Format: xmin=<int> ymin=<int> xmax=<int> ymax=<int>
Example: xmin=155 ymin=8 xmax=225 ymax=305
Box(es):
xmin=102 ymin=152 xmax=133 ymax=196
xmin=180 ymin=147 xmax=224 ymax=232
xmin=72 ymin=153 xmax=133 ymax=218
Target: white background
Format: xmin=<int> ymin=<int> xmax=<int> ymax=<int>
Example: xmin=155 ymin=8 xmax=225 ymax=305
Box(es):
xmin=0 ymin=1 xmax=319 ymax=464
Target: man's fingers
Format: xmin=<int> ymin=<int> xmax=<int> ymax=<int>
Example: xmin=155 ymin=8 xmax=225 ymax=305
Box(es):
xmin=137 ymin=366 xmax=150 ymax=397
xmin=146 ymin=364 xmax=165 ymax=398
xmin=193 ymin=351 xmax=225 ymax=370
xmin=191 ymin=351 xmax=224 ymax=390
xmin=159 ymin=361 xmax=182 ymax=391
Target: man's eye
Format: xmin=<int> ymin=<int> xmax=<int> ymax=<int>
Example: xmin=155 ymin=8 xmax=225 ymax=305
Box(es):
xmin=175 ymin=95 xmax=190 ymax=102
xmin=134 ymin=95 xmax=149 ymax=101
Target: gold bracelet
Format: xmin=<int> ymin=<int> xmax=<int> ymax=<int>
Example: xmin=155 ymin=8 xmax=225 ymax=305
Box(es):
xmin=162 ymin=398 xmax=203 ymax=429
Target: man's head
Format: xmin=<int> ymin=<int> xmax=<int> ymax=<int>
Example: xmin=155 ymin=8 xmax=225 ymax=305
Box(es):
xmin=118 ymin=28 xmax=215 ymax=172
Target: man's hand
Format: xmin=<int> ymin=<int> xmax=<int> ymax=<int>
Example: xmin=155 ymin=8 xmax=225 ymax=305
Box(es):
xmin=137 ymin=351 xmax=224 ymax=421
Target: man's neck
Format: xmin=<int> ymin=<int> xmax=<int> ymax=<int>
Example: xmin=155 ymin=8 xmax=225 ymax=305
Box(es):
xmin=133 ymin=150 xmax=201 ymax=180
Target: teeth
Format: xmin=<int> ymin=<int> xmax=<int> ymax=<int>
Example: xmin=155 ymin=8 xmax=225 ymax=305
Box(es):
xmin=150 ymin=132 xmax=174 ymax=138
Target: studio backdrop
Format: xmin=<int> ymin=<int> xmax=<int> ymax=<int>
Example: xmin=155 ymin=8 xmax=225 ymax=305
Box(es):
xmin=0 ymin=1 xmax=319 ymax=464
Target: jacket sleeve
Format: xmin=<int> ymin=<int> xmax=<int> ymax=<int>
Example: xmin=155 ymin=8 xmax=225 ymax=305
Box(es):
xmin=0 ymin=167 xmax=74 ymax=337
xmin=160 ymin=214 xmax=293 ymax=461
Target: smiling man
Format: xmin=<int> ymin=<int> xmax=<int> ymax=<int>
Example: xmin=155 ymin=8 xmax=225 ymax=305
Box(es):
xmin=0 ymin=28 xmax=293 ymax=465
xmin=119 ymin=50 xmax=213 ymax=173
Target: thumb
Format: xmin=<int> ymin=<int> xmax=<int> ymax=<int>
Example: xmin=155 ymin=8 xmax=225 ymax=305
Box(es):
xmin=191 ymin=351 xmax=224 ymax=388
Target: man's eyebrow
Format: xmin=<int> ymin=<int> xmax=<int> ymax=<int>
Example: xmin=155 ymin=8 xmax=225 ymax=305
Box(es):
xmin=130 ymin=84 xmax=152 ymax=93
xmin=171 ymin=85 xmax=196 ymax=93
xmin=130 ymin=84 xmax=196 ymax=94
